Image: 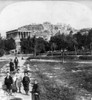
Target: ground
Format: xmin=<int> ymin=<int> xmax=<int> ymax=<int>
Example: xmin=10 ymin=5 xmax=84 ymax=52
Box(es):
xmin=25 ymin=60 xmax=92 ymax=100
xmin=0 ymin=55 xmax=92 ymax=100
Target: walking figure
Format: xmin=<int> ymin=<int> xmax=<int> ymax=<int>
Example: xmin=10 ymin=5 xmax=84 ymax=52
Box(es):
xmin=22 ymin=72 xmax=30 ymax=95
xmin=9 ymin=59 xmax=15 ymax=74
xmin=31 ymin=80 xmax=40 ymax=100
xmin=4 ymin=72 xmax=13 ymax=95
xmin=14 ymin=57 xmax=19 ymax=70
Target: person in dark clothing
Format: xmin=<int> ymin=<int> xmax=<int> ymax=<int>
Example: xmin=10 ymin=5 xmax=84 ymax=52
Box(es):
xmin=9 ymin=59 xmax=15 ymax=73
xmin=22 ymin=72 xmax=30 ymax=95
xmin=31 ymin=80 xmax=40 ymax=100
xmin=4 ymin=72 xmax=13 ymax=95
xmin=14 ymin=57 xmax=19 ymax=70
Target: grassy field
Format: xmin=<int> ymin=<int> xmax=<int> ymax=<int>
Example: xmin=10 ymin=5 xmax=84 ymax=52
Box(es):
xmin=24 ymin=60 xmax=92 ymax=100
xmin=0 ymin=61 xmax=9 ymax=69
xmin=0 ymin=61 xmax=9 ymax=79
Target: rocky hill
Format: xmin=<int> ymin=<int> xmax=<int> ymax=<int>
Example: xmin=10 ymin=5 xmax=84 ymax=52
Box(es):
xmin=18 ymin=22 xmax=77 ymax=40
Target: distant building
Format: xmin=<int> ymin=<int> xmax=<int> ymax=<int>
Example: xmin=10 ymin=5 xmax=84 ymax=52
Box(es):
xmin=6 ymin=29 xmax=31 ymax=53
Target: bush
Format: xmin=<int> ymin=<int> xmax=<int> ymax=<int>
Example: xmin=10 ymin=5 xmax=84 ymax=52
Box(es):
xmin=0 ymin=49 xmax=5 ymax=56
xmin=79 ymin=55 xmax=92 ymax=60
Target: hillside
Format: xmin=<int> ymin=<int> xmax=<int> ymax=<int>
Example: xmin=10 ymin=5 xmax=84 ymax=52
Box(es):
xmin=18 ymin=22 xmax=77 ymax=40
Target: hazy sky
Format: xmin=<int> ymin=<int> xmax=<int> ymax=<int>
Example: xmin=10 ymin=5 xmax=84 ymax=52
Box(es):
xmin=0 ymin=0 xmax=92 ymax=36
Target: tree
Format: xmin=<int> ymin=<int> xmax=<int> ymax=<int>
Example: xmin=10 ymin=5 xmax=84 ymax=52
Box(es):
xmin=66 ymin=33 xmax=78 ymax=55
xmin=20 ymin=36 xmax=34 ymax=54
xmin=49 ymin=33 xmax=68 ymax=51
xmin=87 ymin=29 xmax=92 ymax=53
xmin=35 ymin=37 xmax=49 ymax=55
xmin=4 ymin=38 xmax=16 ymax=52
xmin=20 ymin=36 xmax=50 ymax=55
xmin=0 ymin=38 xmax=5 ymax=50
xmin=50 ymin=43 xmax=57 ymax=56
xmin=49 ymin=33 xmax=68 ymax=62
xmin=0 ymin=37 xmax=5 ymax=56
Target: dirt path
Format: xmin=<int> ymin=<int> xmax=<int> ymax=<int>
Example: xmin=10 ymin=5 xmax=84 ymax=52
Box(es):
xmin=0 ymin=56 xmax=32 ymax=100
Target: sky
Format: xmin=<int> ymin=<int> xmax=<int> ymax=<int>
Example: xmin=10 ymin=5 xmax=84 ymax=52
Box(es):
xmin=0 ymin=0 xmax=92 ymax=36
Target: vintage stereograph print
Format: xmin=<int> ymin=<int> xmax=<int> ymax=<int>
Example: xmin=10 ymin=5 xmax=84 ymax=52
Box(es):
xmin=0 ymin=0 xmax=92 ymax=100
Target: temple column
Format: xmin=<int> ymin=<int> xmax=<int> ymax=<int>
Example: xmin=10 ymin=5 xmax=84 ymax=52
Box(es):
xmin=24 ymin=32 xmax=26 ymax=38
xmin=24 ymin=32 xmax=25 ymax=38
xmin=19 ymin=32 xmax=21 ymax=39
xmin=25 ymin=32 xmax=26 ymax=38
xmin=22 ymin=32 xmax=24 ymax=38
xmin=29 ymin=32 xmax=30 ymax=36
xmin=27 ymin=32 xmax=29 ymax=37
xmin=28 ymin=32 xmax=30 ymax=37
xmin=16 ymin=32 xmax=18 ymax=39
xmin=21 ymin=32 xmax=23 ymax=39
xmin=18 ymin=32 xmax=20 ymax=39
xmin=26 ymin=32 xmax=27 ymax=38
xmin=18 ymin=32 xmax=19 ymax=39
xmin=27 ymin=32 xmax=28 ymax=38
xmin=26 ymin=32 xmax=28 ymax=38
xmin=23 ymin=32 xmax=24 ymax=38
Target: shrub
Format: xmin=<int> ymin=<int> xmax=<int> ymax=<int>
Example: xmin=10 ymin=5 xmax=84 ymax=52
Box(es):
xmin=79 ymin=55 xmax=92 ymax=60
xmin=0 ymin=49 xmax=5 ymax=56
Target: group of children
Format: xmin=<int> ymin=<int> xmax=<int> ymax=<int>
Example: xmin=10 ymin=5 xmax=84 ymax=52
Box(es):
xmin=2 ymin=57 xmax=40 ymax=100
xmin=4 ymin=70 xmax=30 ymax=95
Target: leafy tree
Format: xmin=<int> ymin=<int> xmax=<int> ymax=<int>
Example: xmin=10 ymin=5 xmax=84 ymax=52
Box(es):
xmin=0 ymin=49 xmax=5 ymax=56
xmin=0 ymin=37 xmax=5 ymax=56
xmin=49 ymin=33 xmax=68 ymax=51
xmin=74 ymin=30 xmax=89 ymax=51
xmin=4 ymin=38 xmax=16 ymax=51
xmin=20 ymin=36 xmax=49 ymax=55
xmin=20 ymin=36 xmax=34 ymax=54
xmin=51 ymin=43 xmax=57 ymax=51
xmin=0 ymin=38 xmax=5 ymax=50
xmin=66 ymin=33 xmax=78 ymax=55
xmin=34 ymin=37 xmax=50 ymax=55
xmin=87 ymin=29 xmax=92 ymax=49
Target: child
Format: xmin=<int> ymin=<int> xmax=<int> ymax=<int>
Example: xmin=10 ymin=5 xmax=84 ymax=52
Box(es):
xmin=16 ymin=69 xmax=23 ymax=93
xmin=4 ymin=72 xmax=13 ymax=95
xmin=31 ymin=80 xmax=40 ymax=100
xmin=22 ymin=72 xmax=30 ymax=95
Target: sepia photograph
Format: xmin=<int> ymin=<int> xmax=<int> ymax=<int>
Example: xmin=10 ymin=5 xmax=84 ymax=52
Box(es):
xmin=0 ymin=0 xmax=92 ymax=100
